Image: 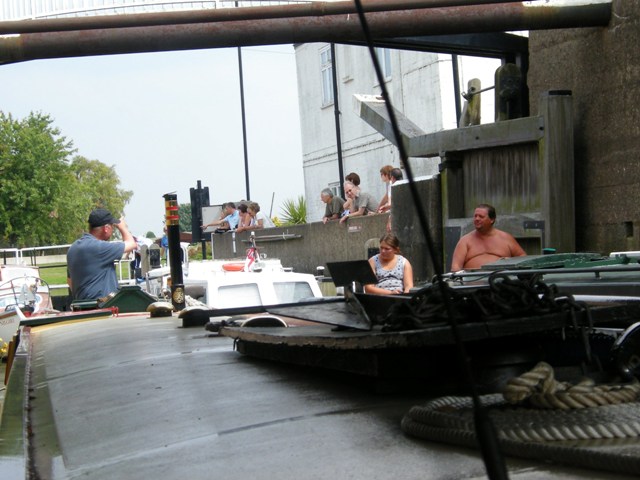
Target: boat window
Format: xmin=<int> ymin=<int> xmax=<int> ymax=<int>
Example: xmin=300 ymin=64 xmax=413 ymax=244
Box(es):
xmin=273 ymin=282 xmax=314 ymax=304
xmin=217 ymin=283 xmax=262 ymax=307
xmin=0 ymin=294 xmax=42 ymax=309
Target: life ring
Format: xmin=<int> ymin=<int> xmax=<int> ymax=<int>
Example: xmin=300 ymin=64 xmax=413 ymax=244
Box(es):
xmin=222 ymin=262 xmax=245 ymax=272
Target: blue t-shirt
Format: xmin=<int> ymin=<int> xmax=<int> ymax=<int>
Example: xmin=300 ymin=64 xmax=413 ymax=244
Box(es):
xmin=225 ymin=210 xmax=240 ymax=229
xmin=67 ymin=233 xmax=125 ymax=300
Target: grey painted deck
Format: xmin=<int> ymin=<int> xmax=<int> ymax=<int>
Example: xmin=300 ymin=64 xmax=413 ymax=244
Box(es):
xmin=0 ymin=313 xmax=635 ymax=479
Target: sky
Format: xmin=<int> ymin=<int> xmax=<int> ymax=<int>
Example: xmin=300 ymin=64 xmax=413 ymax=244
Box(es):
xmin=0 ymin=45 xmax=304 ymax=238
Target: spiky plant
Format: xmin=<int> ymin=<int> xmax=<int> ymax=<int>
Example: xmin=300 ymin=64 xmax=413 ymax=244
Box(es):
xmin=279 ymin=196 xmax=307 ymax=225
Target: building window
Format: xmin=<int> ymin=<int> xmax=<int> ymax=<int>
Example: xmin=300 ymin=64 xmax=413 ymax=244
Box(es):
xmin=375 ymin=48 xmax=392 ymax=80
xmin=328 ymin=182 xmax=341 ymax=198
xmin=320 ymin=46 xmax=334 ymax=106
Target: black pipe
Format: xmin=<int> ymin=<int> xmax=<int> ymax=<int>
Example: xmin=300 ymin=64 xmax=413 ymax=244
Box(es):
xmin=238 ymin=46 xmax=251 ymax=201
xmin=452 ymin=54 xmax=462 ymax=127
xmin=330 ymin=44 xmax=345 ymax=197
xmin=163 ymin=193 xmax=185 ymax=310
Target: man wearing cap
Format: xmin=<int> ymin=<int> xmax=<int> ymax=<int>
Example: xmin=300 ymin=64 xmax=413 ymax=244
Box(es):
xmin=67 ymin=208 xmax=137 ymax=300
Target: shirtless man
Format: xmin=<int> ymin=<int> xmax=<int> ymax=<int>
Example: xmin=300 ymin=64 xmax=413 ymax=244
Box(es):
xmin=450 ymin=204 xmax=526 ymax=271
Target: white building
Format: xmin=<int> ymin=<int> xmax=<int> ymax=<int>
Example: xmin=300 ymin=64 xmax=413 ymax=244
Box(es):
xmin=294 ymin=43 xmax=501 ymax=222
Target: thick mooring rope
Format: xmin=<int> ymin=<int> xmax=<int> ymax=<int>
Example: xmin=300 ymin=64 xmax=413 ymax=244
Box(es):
xmin=503 ymin=361 xmax=640 ymax=409
xmin=401 ymin=394 xmax=640 ymax=475
xmin=401 ymin=364 xmax=640 ymax=474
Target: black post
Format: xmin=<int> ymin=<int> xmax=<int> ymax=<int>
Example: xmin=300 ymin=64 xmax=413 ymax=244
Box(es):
xmin=238 ymin=46 xmax=251 ymax=200
xmin=163 ymin=193 xmax=185 ymax=310
xmin=330 ymin=43 xmax=345 ymax=197
xmin=452 ymin=54 xmax=462 ymax=127
xmin=190 ymin=180 xmax=210 ymax=260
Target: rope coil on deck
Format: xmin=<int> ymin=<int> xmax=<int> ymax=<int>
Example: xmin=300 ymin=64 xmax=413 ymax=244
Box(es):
xmin=401 ymin=363 xmax=640 ymax=475
xmin=382 ymin=273 xmax=591 ymax=332
xmin=503 ymin=361 xmax=640 ymax=409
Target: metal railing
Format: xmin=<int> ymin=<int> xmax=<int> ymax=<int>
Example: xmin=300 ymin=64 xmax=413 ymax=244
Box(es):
xmin=0 ymin=245 xmax=71 ymax=266
xmin=0 ymin=244 xmax=135 ymax=294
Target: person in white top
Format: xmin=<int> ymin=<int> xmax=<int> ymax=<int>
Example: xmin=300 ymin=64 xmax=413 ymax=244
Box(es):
xmin=378 ymin=167 xmax=403 ymax=213
xmin=376 ymin=165 xmax=394 ymax=213
xmin=248 ymin=202 xmax=275 ymax=229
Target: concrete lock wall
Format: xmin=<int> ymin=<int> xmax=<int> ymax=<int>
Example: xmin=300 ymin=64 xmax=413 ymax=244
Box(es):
xmin=210 ymin=177 xmax=442 ymax=283
xmin=527 ymin=0 xmax=640 ymax=255
xmin=210 ymin=215 xmax=388 ymax=275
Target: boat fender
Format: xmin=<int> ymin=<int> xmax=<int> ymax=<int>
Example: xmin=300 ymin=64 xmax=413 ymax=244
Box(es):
xmin=177 ymin=305 xmax=209 ymax=318
xmin=147 ymin=301 xmax=175 ymax=318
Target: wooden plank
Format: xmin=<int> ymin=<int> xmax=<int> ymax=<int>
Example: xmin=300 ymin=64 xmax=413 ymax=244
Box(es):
xmin=407 ymin=116 xmax=544 ymax=157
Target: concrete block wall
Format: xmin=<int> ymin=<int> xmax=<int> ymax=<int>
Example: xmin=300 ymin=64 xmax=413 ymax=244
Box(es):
xmin=210 ymin=176 xmax=443 ymax=283
xmin=210 ymin=214 xmax=390 ymax=276
xmin=528 ymin=0 xmax=640 ymax=254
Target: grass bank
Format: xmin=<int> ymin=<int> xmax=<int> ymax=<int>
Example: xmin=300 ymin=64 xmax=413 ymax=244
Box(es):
xmin=38 ymin=263 xmax=131 ymax=296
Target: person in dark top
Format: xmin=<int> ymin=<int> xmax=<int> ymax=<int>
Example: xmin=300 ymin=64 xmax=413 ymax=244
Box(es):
xmin=321 ymin=188 xmax=345 ymax=223
xmin=67 ymin=208 xmax=137 ymax=300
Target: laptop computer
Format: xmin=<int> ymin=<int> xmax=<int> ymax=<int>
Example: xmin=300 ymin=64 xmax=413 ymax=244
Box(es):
xmin=326 ymin=260 xmax=377 ymax=287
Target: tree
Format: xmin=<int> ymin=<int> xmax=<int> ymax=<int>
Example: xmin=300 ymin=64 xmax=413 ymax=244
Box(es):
xmin=178 ymin=203 xmax=192 ymax=233
xmin=68 ymin=156 xmax=132 ymax=223
xmin=0 ymin=112 xmax=133 ymax=246
xmin=0 ymin=112 xmax=75 ymax=246
xmin=44 ymin=156 xmax=132 ymax=244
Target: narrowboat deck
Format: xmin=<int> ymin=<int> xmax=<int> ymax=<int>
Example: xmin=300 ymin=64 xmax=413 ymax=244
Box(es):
xmin=0 ymin=312 xmax=637 ymax=479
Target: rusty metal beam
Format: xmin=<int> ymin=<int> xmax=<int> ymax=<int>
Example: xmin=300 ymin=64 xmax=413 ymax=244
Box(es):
xmin=0 ymin=2 xmax=611 ymax=65
xmin=0 ymin=1 xmax=532 ymax=34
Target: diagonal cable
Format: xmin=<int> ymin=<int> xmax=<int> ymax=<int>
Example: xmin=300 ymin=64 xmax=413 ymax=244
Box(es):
xmin=350 ymin=1 xmax=509 ymax=478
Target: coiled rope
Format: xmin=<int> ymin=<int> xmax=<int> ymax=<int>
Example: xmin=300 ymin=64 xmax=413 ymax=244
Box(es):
xmin=503 ymin=361 xmax=640 ymax=409
xmin=401 ymin=364 xmax=640 ymax=475
xmin=382 ymin=273 xmax=590 ymax=332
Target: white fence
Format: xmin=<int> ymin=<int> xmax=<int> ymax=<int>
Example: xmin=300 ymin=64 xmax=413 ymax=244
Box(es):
xmin=0 ymin=245 xmax=71 ymax=266
xmin=0 ymin=244 xmax=135 ymax=288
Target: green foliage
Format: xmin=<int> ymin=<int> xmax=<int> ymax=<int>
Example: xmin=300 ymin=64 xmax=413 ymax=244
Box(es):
xmin=279 ymin=196 xmax=307 ymax=225
xmin=0 ymin=112 xmax=75 ymax=246
xmin=178 ymin=203 xmax=192 ymax=232
xmin=0 ymin=112 xmax=132 ymax=247
xmin=69 ymin=156 xmax=132 ymax=216
xmin=145 ymin=231 xmax=156 ymax=239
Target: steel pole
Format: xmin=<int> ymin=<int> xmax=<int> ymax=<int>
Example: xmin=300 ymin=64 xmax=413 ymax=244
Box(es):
xmin=0 ymin=3 xmax=612 ymax=64
xmin=0 ymin=1 xmax=536 ymax=34
xmin=238 ymin=46 xmax=251 ymax=201
xmin=330 ymin=43 xmax=346 ymax=197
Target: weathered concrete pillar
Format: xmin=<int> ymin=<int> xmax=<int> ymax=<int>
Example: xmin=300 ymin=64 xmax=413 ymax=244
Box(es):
xmin=392 ymin=176 xmax=442 ymax=281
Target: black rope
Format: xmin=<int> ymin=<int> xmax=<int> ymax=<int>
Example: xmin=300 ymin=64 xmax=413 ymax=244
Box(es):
xmin=350 ymin=1 xmax=508 ymax=478
xmin=383 ymin=275 xmax=593 ymax=332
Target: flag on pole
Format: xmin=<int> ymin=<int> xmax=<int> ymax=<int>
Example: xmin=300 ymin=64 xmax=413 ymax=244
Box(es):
xmin=244 ymin=247 xmax=258 ymax=272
